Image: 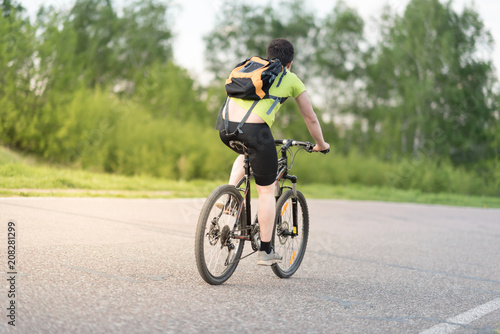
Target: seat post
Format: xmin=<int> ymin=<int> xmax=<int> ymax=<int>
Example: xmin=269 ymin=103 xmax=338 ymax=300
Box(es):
xmin=229 ymin=140 xmax=252 ymax=234
xmin=243 ymin=152 xmax=250 ymax=178
xmin=242 ymin=150 xmax=252 ymax=234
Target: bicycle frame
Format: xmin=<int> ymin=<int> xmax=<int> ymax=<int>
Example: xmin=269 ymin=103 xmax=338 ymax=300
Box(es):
xmin=230 ymin=139 xmax=304 ymax=242
xmin=275 ymin=141 xmax=298 ymax=199
xmin=233 ymin=153 xmax=252 ymax=240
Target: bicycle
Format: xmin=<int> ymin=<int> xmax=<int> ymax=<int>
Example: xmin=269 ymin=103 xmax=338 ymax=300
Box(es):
xmin=195 ymin=139 xmax=329 ymax=285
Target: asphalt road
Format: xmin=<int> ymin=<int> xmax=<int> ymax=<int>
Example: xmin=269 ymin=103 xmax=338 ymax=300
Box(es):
xmin=0 ymin=197 xmax=499 ymax=333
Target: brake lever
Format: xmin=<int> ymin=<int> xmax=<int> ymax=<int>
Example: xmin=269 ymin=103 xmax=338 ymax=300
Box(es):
xmin=305 ymin=143 xmax=314 ymax=153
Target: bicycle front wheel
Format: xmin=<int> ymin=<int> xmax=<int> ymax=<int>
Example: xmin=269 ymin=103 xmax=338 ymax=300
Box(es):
xmin=272 ymin=189 xmax=309 ymax=278
xmin=195 ymin=185 xmax=245 ymax=285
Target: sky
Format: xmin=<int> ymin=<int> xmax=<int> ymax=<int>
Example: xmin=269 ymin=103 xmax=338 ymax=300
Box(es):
xmin=22 ymin=0 xmax=500 ymax=83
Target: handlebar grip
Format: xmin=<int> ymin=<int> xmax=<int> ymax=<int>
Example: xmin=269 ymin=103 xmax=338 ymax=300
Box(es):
xmin=320 ymin=148 xmax=330 ymax=154
xmin=274 ymin=139 xmax=286 ymax=145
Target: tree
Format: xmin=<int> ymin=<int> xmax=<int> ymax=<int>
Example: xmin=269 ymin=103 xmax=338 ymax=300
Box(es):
xmin=204 ymin=0 xmax=317 ymax=81
xmin=364 ymin=0 xmax=497 ymax=164
xmin=69 ymin=0 xmax=118 ymax=88
xmin=116 ymin=0 xmax=174 ymax=84
xmin=313 ymin=1 xmax=366 ymax=150
xmin=315 ymin=1 xmax=365 ymax=82
xmin=35 ymin=5 xmax=80 ymax=96
xmin=133 ymin=61 xmax=209 ymax=123
xmin=1 ymin=0 xmax=23 ymax=17
xmin=35 ymin=0 xmax=175 ymax=93
xmin=0 ymin=3 xmax=38 ymax=150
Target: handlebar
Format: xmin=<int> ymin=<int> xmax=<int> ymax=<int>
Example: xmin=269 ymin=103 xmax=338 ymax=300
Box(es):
xmin=275 ymin=139 xmax=330 ymax=154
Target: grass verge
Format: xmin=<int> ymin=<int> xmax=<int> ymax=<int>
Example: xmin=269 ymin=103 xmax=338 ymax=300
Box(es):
xmin=0 ymin=162 xmax=499 ymax=208
xmin=299 ymin=184 xmax=500 ymax=208
xmin=1 ymin=146 xmax=499 ymax=207
xmin=0 ymin=163 xmax=222 ymax=198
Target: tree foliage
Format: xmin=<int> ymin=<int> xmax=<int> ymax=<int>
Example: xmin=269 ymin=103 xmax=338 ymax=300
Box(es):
xmin=0 ymin=0 xmax=498 ymax=195
xmin=363 ymin=0 xmax=496 ymax=165
xmin=204 ymin=0 xmax=317 ymax=81
xmin=0 ymin=0 xmax=220 ymax=179
xmin=204 ymin=0 xmax=498 ymax=166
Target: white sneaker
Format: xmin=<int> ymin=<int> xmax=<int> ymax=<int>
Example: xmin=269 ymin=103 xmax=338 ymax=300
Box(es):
xmin=257 ymin=248 xmax=282 ymax=266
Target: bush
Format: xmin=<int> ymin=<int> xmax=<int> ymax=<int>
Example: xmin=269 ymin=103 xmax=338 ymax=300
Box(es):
xmin=290 ymin=148 xmax=498 ymax=197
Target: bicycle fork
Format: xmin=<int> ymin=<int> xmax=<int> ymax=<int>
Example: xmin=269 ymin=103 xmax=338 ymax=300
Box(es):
xmin=277 ymin=174 xmax=299 ymax=238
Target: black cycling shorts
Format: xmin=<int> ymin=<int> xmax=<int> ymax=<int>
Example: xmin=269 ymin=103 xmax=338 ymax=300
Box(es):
xmin=219 ymin=121 xmax=278 ymax=186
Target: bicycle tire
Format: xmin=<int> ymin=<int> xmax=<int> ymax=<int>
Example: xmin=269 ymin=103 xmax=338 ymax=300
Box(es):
xmin=271 ymin=189 xmax=309 ymax=278
xmin=195 ymin=185 xmax=245 ymax=285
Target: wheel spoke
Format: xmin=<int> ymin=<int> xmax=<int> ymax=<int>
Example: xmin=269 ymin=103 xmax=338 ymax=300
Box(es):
xmin=272 ymin=190 xmax=309 ymax=278
xmin=195 ymin=185 xmax=246 ymax=285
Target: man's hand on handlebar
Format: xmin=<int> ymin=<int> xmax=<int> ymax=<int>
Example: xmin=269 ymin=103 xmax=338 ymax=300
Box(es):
xmin=313 ymin=143 xmax=330 ymax=154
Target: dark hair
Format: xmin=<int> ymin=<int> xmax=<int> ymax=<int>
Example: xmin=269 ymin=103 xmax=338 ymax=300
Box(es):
xmin=267 ymin=38 xmax=294 ymax=66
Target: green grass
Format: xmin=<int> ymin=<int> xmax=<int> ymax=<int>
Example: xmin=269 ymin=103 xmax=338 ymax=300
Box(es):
xmin=0 ymin=146 xmax=34 ymax=164
xmin=0 ymin=147 xmax=220 ymax=198
xmin=0 ymin=162 xmax=499 ymax=207
xmin=1 ymin=146 xmax=499 ymax=207
xmin=299 ymin=184 xmax=500 ymax=208
xmin=0 ymin=163 xmax=223 ymax=198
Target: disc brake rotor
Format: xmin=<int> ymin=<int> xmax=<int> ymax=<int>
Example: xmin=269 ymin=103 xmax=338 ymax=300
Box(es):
xmin=277 ymin=221 xmax=289 ymax=245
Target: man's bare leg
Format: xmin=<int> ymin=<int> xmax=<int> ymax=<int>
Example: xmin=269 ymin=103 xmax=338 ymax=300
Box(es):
xmin=228 ymin=155 xmax=245 ymax=186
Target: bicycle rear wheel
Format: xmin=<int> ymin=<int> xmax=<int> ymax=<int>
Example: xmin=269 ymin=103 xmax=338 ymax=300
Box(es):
xmin=195 ymin=185 xmax=245 ymax=285
xmin=272 ymin=189 xmax=309 ymax=278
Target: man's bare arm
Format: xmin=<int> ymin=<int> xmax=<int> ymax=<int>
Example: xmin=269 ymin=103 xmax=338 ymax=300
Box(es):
xmin=295 ymin=91 xmax=330 ymax=152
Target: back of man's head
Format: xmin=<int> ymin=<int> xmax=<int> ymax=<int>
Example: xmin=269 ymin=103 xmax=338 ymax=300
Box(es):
xmin=267 ymin=39 xmax=294 ymax=66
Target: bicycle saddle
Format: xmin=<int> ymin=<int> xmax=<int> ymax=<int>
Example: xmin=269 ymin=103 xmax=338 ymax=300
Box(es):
xmin=229 ymin=141 xmax=248 ymax=154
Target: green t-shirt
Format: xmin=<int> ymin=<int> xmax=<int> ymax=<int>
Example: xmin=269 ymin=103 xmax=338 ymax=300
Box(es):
xmin=232 ymin=70 xmax=306 ymax=127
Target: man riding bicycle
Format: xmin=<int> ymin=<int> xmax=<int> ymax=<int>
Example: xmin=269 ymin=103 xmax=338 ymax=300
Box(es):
xmin=218 ymin=38 xmax=330 ymax=265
